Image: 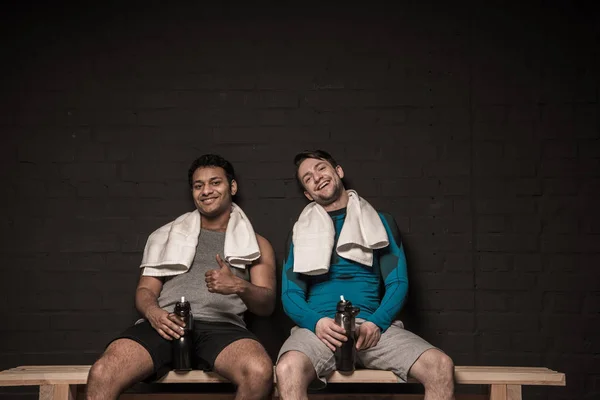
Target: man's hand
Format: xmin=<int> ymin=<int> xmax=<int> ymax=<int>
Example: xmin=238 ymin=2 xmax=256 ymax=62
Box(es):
xmin=356 ymin=321 xmax=381 ymax=350
xmin=205 ymin=254 xmax=241 ymax=295
xmin=146 ymin=307 xmax=186 ymax=341
xmin=315 ymin=317 xmax=347 ymax=352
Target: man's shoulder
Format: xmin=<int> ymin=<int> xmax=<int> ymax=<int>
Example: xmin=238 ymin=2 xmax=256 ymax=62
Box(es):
xmin=375 ymin=210 xmax=402 ymax=243
xmin=376 ymin=210 xmax=394 ymax=218
xmin=254 ymin=232 xmax=266 ymax=242
xmin=254 ymin=232 xmax=274 ymax=250
xmin=376 ymin=210 xmax=397 ymax=225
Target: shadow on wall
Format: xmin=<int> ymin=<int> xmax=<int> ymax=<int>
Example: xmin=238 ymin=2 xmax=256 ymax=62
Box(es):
xmin=245 ymin=253 xmax=294 ymax=363
xmin=396 ymin=241 xmax=425 ymax=336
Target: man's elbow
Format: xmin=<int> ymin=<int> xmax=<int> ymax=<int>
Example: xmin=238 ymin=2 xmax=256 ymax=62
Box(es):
xmin=261 ymin=293 xmax=276 ymax=316
xmin=251 ymin=292 xmax=276 ymax=316
xmin=258 ymin=306 xmax=275 ymax=317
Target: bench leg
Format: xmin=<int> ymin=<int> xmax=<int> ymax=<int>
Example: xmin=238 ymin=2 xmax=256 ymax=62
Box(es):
xmin=490 ymin=384 xmax=522 ymax=400
xmin=39 ymin=384 xmax=77 ymax=400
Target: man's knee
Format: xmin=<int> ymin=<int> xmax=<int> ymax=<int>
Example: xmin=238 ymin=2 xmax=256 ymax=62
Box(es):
xmin=431 ymin=351 xmax=454 ymax=376
xmin=276 ymin=351 xmax=313 ymax=380
xmin=420 ymin=349 xmax=454 ymax=382
xmin=88 ymin=339 xmax=153 ymax=386
xmin=242 ymin=355 xmax=273 ymax=383
xmin=88 ymin=351 xmax=121 ymax=385
xmin=275 ymin=354 xmax=292 ymax=379
xmin=88 ymin=357 xmax=110 ymax=385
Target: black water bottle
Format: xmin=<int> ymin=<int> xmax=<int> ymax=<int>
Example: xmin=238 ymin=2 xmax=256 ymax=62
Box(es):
xmin=172 ymin=296 xmax=193 ymax=372
xmin=334 ymin=295 xmax=360 ymax=372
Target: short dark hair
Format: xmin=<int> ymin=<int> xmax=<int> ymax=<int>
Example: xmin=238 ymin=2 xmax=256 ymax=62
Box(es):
xmin=188 ymin=154 xmax=236 ymax=188
xmin=293 ymin=149 xmax=339 ymax=186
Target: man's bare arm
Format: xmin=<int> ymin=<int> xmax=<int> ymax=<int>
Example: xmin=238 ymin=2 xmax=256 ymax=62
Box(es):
xmin=135 ymin=275 xmax=163 ymax=318
xmin=238 ymin=234 xmax=277 ymax=316
xmin=135 ymin=274 xmax=185 ymax=340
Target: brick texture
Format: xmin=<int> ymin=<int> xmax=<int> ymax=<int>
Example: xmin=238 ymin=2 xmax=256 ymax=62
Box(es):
xmin=1 ymin=2 xmax=598 ymax=399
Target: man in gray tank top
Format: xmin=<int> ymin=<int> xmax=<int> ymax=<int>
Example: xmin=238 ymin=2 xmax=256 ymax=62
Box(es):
xmin=86 ymin=154 xmax=277 ymax=400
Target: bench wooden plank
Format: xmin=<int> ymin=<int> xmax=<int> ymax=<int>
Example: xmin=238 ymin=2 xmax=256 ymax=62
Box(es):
xmin=118 ymin=395 xmax=488 ymax=400
xmin=0 ymin=366 xmax=89 ymax=386
xmin=454 ymin=367 xmax=565 ymax=386
xmin=0 ymin=365 xmax=566 ymax=387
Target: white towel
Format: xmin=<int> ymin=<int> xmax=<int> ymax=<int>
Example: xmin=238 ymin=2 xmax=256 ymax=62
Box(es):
xmin=141 ymin=203 xmax=260 ymax=277
xmin=292 ymin=190 xmax=389 ymax=275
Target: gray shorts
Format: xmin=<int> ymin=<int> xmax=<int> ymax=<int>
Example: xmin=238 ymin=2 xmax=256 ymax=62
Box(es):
xmin=277 ymin=319 xmax=435 ymax=389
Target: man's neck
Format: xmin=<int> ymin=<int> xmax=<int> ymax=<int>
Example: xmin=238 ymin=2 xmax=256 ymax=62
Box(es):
xmin=322 ymin=190 xmax=349 ymax=212
xmin=200 ymin=211 xmax=230 ymax=232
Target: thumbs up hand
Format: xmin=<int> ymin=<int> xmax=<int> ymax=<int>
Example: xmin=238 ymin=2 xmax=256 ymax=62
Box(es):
xmin=205 ymin=254 xmax=240 ymax=295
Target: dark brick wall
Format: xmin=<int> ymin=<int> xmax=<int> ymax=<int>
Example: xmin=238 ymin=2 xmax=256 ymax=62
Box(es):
xmin=1 ymin=2 xmax=598 ymax=399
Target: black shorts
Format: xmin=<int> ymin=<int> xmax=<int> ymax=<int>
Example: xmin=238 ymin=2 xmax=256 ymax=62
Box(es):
xmin=110 ymin=320 xmax=259 ymax=380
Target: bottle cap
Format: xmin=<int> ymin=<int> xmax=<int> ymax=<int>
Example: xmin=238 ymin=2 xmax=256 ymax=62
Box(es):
xmin=337 ymin=295 xmax=352 ymax=311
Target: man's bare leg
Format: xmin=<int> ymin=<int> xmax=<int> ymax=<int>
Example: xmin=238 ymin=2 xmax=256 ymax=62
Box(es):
xmin=213 ymin=338 xmax=273 ymax=400
xmin=86 ymin=338 xmax=154 ymax=400
xmin=275 ymin=351 xmax=317 ymax=400
xmin=408 ymin=349 xmax=455 ymax=400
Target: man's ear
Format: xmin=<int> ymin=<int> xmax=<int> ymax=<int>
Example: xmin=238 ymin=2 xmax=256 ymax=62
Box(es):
xmin=230 ymin=179 xmax=238 ymax=196
xmin=335 ymin=165 xmax=345 ymax=179
xmin=303 ymin=191 xmax=314 ymax=201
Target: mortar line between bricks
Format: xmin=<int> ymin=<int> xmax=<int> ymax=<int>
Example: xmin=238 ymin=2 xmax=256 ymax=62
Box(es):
xmin=467 ymin=4 xmax=480 ymax=365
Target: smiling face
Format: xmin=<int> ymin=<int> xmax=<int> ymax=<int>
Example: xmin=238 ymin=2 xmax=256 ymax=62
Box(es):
xmin=297 ymin=157 xmax=345 ymax=207
xmin=191 ymin=166 xmax=237 ymax=218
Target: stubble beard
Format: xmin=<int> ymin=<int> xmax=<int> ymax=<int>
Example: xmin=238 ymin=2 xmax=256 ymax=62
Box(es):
xmin=314 ymin=180 xmax=344 ymax=207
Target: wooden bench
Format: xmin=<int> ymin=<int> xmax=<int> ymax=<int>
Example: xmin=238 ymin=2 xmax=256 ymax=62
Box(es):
xmin=0 ymin=365 xmax=565 ymax=400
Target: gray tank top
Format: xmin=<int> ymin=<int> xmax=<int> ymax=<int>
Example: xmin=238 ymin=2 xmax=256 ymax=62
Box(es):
xmin=157 ymin=229 xmax=250 ymax=328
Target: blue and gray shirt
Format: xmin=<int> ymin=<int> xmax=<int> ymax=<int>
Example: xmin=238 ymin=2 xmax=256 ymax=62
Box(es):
xmin=281 ymin=208 xmax=408 ymax=333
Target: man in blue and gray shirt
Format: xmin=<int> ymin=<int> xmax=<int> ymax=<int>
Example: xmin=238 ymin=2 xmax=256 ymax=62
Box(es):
xmin=277 ymin=150 xmax=455 ymax=400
